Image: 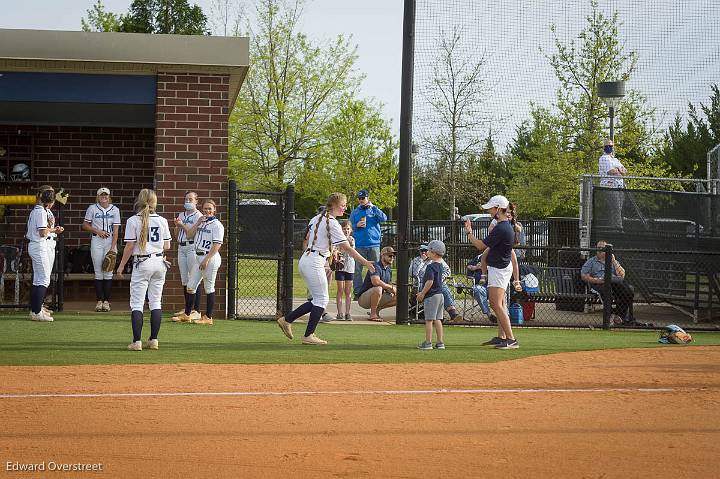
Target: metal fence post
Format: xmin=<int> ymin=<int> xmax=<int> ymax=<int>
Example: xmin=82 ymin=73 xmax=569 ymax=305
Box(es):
xmin=602 ymin=243 xmax=614 ymax=330
xmin=282 ymin=185 xmax=295 ymax=316
xmin=227 ymin=180 xmax=237 ymax=319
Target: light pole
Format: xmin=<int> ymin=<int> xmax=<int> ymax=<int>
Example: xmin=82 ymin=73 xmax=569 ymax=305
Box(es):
xmin=598 ymin=81 xmax=625 ymax=142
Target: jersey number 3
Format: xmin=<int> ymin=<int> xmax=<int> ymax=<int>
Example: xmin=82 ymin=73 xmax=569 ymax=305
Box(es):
xmin=149 ymin=227 xmax=160 ymax=242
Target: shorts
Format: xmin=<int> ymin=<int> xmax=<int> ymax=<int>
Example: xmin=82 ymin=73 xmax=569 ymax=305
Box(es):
xmin=335 ymin=271 xmax=354 ymax=281
xmin=358 ymin=288 xmax=394 ymax=309
xmin=488 ymin=263 xmax=513 ymax=290
xmin=423 ymin=293 xmax=444 ymax=321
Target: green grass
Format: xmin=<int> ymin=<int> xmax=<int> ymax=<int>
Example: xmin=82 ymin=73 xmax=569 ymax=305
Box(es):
xmin=1 ymin=312 xmax=719 ymax=366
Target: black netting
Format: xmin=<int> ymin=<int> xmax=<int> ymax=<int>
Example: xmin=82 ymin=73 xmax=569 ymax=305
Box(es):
xmin=592 ymin=187 xmax=720 ymax=251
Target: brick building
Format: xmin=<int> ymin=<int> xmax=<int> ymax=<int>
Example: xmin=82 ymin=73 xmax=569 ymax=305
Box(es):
xmin=0 ymin=29 xmax=249 ymax=317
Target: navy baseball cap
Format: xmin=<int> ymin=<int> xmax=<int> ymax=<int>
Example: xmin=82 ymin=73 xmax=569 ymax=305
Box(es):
xmin=357 ymin=189 xmax=369 ymax=198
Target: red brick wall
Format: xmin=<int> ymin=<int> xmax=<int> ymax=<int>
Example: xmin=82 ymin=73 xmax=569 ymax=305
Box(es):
xmin=0 ymin=125 xmax=155 ymax=305
xmin=0 ymin=125 xmax=155 ymax=249
xmin=155 ymin=73 xmax=230 ymax=318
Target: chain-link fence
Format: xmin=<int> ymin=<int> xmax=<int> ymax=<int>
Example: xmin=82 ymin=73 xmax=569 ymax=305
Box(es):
xmin=228 ymin=183 xmax=294 ymax=319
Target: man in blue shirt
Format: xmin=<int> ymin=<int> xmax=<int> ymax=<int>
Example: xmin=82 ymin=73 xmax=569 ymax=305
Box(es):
xmin=357 ymin=246 xmax=396 ymax=321
xmin=581 ymin=240 xmax=634 ymax=325
xmin=350 ymin=189 xmax=388 ymax=296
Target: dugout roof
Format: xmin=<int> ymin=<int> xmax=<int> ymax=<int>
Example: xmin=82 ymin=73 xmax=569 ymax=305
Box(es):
xmin=0 ymin=29 xmax=249 ymax=127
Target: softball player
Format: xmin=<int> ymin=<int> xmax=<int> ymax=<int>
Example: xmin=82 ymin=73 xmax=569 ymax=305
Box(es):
xmin=26 ymin=185 xmax=64 ymax=321
xmin=116 ymin=189 xmax=171 ymax=351
xmin=82 ymin=187 xmax=121 ymax=312
xmin=181 ymin=199 xmax=223 ymax=325
xmin=277 ymin=193 xmax=375 ymax=345
xmin=171 ymin=191 xmax=202 ymax=322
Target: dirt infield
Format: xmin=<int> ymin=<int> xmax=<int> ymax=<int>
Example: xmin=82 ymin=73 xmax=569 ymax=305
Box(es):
xmin=1 ymin=347 xmax=719 ymax=478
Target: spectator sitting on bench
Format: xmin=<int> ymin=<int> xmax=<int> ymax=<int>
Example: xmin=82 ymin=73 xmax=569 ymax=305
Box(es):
xmin=466 ymin=254 xmax=497 ymax=323
xmin=357 ymin=246 xmax=397 ymax=321
xmin=581 ymin=240 xmax=635 ymax=326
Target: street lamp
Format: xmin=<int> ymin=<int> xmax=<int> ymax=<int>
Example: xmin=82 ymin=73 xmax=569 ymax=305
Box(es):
xmin=598 ymin=81 xmax=625 ymax=143
xmin=409 ymin=142 xmax=419 ymax=220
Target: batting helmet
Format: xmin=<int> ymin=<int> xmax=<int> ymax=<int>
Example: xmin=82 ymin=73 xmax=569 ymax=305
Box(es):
xmin=10 ymin=163 xmax=30 ymax=181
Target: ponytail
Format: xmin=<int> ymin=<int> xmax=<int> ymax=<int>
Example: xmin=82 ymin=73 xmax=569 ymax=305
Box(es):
xmin=37 ymin=185 xmax=54 ymax=206
xmin=134 ymin=188 xmax=158 ymax=254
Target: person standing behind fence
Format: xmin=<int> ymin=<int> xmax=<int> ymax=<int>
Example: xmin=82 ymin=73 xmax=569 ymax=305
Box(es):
xmin=277 ymin=193 xmax=375 ymax=345
xmin=82 ymin=187 xmax=120 ymax=312
xmin=172 ymin=191 xmax=202 ymax=323
xmin=464 ymin=195 xmax=519 ymax=349
xmin=599 ymin=138 xmax=627 ymax=230
xmin=182 ymin=199 xmax=224 ymax=326
xmin=26 ymin=185 xmax=64 ymax=321
xmin=350 ymin=189 xmax=387 ymax=297
xmin=334 ymin=220 xmax=355 ymax=320
xmin=116 ymin=189 xmax=171 ymax=351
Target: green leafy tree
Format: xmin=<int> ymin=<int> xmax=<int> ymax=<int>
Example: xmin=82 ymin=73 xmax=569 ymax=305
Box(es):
xmin=659 ymin=84 xmax=720 ymax=178
xmin=508 ymin=0 xmax=669 ymax=217
xmin=229 ymin=0 xmax=360 ymax=191
xmin=82 ymin=0 xmax=208 ymax=35
xmin=81 ymin=1 xmax=123 ymax=32
xmin=295 ymin=97 xmax=397 ymax=216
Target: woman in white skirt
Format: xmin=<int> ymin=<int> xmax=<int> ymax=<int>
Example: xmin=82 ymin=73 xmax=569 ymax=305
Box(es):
xmin=116 ymin=189 xmax=171 ymax=351
xmin=277 ymin=193 xmax=375 ymax=345
xmin=82 ymin=187 xmax=121 ymax=312
xmin=26 ymin=185 xmax=64 ymax=321
xmin=464 ymin=195 xmax=519 ymax=350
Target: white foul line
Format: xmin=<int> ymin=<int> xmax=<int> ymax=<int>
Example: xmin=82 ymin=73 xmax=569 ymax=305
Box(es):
xmin=0 ymin=387 xmax=676 ymax=399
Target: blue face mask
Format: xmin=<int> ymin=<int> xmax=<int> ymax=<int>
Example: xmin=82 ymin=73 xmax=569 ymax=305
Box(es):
xmin=604 ymin=145 xmax=614 ymax=155
xmin=184 ymin=202 xmax=195 ymax=211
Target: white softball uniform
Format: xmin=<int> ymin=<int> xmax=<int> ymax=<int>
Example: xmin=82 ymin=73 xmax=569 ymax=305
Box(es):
xmin=187 ymin=217 xmax=224 ymax=294
xmin=26 ymin=205 xmax=52 ymax=287
xmin=84 ymin=203 xmax=121 ymax=280
xmin=124 ymin=213 xmax=171 ymax=311
xmin=175 ymin=210 xmax=202 ymax=285
xmin=302 ymin=213 xmax=348 ymax=308
xmin=45 ymin=208 xmax=57 ymax=278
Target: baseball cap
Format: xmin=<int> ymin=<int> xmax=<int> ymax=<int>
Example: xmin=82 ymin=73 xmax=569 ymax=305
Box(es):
xmin=418 ymin=243 xmax=429 ymax=251
xmin=427 ymin=239 xmax=446 ymax=256
xmin=381 ymin=246 xmax=396 ymax=256
xmin=97 ymin=187 xmax=111 ymax=196
xmin=481 ymin=194 xmax=509 ymax=210
xmin=357 ymin=189 xmax=369 ymax=198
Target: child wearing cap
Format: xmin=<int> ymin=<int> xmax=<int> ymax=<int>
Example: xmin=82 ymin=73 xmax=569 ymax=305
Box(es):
xmin=82 ymin=187 xmax=121 ymax=312
xmin=416 ymin=240 xmax=447 ymax=350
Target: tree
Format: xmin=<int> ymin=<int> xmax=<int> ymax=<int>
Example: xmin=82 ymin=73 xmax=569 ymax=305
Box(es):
xmin=294 ymin=97 xmax=398 ymax=216
xmin=420 ymin=29 xmax=489 ymax=218
xmin=208 ymin=0 xmax=245 ymax=36
xmin=229 ymin=0 xmax=360 ymax=191
xmin=508 ymin=0 xmax=669 ymax=217
xmin=81 ymin=1 xmax=122 ymax=32
xmin=81 ymin=0 xmax=208 ymax=35
xmin=659 ymin=84 xmax=720 ymax=178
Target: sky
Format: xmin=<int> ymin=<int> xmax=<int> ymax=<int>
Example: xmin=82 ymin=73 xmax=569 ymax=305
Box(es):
xmin=2 ymin=1 xmax=719 ymax=153
xmin=0 ymin=0 xmax=404 ymax=133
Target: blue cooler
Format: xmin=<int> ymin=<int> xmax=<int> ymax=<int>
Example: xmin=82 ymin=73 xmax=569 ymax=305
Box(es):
xmin=509 ymin=302 xmax=524 ymax=324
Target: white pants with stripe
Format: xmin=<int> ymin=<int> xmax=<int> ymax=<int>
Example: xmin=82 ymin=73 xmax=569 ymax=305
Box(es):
xmin=29 ymin=241 xmax=51 ymax=287
xmin=91 ymin=236 xmax=114 ymax=280
xmin=187 ymin=253 xmax=221 ymax=294
xmin=129 ymin=256 xmax=167 ymax=311
xmin=177 ymin=244 xmax=196 ymax=286
xmin=300 ymin=251 xmax=329 ymax=308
